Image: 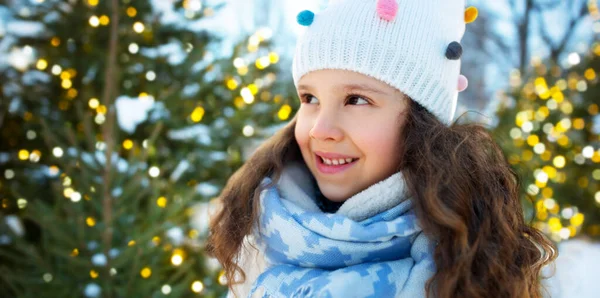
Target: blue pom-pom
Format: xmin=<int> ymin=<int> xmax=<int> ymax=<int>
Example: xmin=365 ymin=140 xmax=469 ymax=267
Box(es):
xmin=297 ymin=10 xmax=315 ymax=26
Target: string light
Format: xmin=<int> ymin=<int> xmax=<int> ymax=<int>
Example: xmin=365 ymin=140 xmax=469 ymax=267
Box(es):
xmin=89 ymin=16 xmax=100 ymax=27
xmin=133 ymin=22 xmax=145 ymax=33
xmin=156 ymin=196 xmax=167 ymax=208
xmin=140 ymin=267 xmax=151 ymax=278
xmin=126 ymin=7 xmax=137 ymax=17
xmin=148 ymin=166 xmax=160 ymax=177
xmin=36 ymin=59 xmax=48 ymax=70
xmin=190 ymin=107 xmax=205 ymax=122
xmin=99 ymin=15 xmax=110 ymax=26
xmin=191 ymin=281 xmax=204 ymax=293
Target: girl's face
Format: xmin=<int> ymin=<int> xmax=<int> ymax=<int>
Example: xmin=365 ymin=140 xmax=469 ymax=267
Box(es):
xmin=295 ymin=69 xmax=410 ymax=202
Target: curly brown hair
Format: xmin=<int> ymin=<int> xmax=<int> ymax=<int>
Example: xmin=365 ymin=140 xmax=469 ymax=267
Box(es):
xmin=205 ymin=98 xmax=558 ymax=298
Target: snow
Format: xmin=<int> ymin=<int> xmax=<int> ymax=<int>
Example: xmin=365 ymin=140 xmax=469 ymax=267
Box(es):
xmin=114 ymin=95 xmax=155 ymax=134
xmin=542 ymin=238 xmax=600 ymax=298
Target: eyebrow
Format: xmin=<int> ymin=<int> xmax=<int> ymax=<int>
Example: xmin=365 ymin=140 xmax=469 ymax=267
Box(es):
xmin=297 ymin=83 xmax=388 ymax=96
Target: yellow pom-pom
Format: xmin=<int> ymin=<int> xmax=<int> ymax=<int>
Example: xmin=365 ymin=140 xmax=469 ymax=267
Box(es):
xmin=465 ymin=6 xmax=478 ymax=24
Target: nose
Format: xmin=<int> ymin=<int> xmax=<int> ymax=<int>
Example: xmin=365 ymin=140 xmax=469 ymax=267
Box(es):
xmin=309 ymin=109 xmax=344 ymax=141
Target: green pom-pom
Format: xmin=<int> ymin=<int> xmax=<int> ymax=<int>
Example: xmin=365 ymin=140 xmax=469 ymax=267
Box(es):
xmin=297 ymin=10 xmax=315 ymax=26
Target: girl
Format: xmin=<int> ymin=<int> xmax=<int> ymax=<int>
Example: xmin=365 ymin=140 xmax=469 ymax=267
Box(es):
xmin=206 ymin=0 xmax=557 ymax=297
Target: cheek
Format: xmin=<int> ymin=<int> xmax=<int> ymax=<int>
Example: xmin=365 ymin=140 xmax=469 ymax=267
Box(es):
xmin=294 ymin=117 xmax=310 ymax=152
xmin=354 ymin=120 xmax=401 ymax=164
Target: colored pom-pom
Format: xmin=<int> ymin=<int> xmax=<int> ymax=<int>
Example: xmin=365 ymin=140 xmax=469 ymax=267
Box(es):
xmin=445 ymin=41 xmax=463 ymax=60
xmin=465 ymin=6 xmax=478 ymax=24
xmin=376 ymin=0 xmax=398 ymax=22
xmin=457 ymin=75 xmax=468 ymax=92
xmin=297 ymin=10 xmax=315 ymax=26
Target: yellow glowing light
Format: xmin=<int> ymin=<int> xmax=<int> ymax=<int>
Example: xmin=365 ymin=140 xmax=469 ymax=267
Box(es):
xmin=248 ymin=84 xmax=259 ymax=95
xmin=226 ymin=78 xmax=238 ymax=90
xmin=570 ymin=213 xmax=584 ymax=226
xmin=89 ymin=16 xmax=100 ymax=27
xmin=86 ymin=217 xmax=96 ymax=227
xmin=99 ymin=15 xmax=110 ymax=26
xmin=550 ymin=88 xmax=564 ymax=103
xmin=526 ymin=135 xmax=539 ymax=146
xmin=237 ymin=65 xmax=248 ymax=76
xmin=573 ymin=118 xmax=585 ymax=130
xmin=17 ymin=198 xmax=28 ymax=208
xmin=128 ymin=240 xmax=136 ymax=246
xmin=542 ymin=187 xmax=553 ymax=198
xmin=589 ymin=104 xmax=599 ymax=115
xmin=133 ymin=22 xmax=145 ymax=33
xmin=278 ymin=104 xmax=292 ymax=121
xmin=61 ymin=79 xmax=72 ymax=89
xmin=36 ymin=59 xmax=48 ymax=70
xmin=87 ymin=0 xmax=98 ymax=6
xmin=218 ymin=270 xmax=228 ymax=285
xmin=234 ymin=96 xmax=245 ymax=109
xmin=157 ymin=196 xmax=167 ymax=208
xmin=90 ymin=270 xmax=99 ymax=279
xmin=553 ymin=155 xmax=566 ymax=168
xmin=88 ymin=98 xmax=99 ymax=109
xmin=152 ymin=236 xmax=161 ymax=245
xmin=189 ymin=229 xmax=199 ymax=238
xmin=140 ymin=267 xmax=152 ymax=278
xmin=96 ymin=105 xmax=107 ymax=115
xmin=542 ymin=166 xmax=557 ymax=179
xmin=191 ymin=281 xmax=204 ymax=293
xmin=269 ymin=52 xmax=279 ymax=64
xmin=548 ymin=217 xmax=562 ymax=232
xmin=191 ymin=106 xmax=205 ymax=123
xmin=51 ymin=37 xmax=61 ymax=47
xmin=171 ymin=251 xmax=184 ymax=266
xmin=122 ymin=139 xmax=133 ymax=150
xmin=60 ymin=71 xmax=70 ymax=80
xmin=18 ymin=149 xmax=30 ymax=160
xmin=557 ymin=135 xmax=570 ymax=147
xmin=255 ymin=56 xmax=270 ymax=70
xmin=593 ymin=151 xmax=600 ymax=163
xmin=585 ymin=68 xmax=597 ymax=81
xmin=67 ymin=88 xmax=78 ymax=99
xmin=560 ymin=102 xmax=573 ymax=114
xmin=127 ymin=7 xmax=137 ymax=17
xmin=71 ymin=248 xmax=79 ymax=257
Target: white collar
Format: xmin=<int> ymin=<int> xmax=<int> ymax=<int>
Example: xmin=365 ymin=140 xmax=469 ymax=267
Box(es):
xmin=275 ymin=161 xmax=410 ymax=221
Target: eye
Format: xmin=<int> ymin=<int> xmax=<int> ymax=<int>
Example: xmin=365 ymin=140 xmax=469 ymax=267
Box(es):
xmin=300 ymin=93 xmax=319 ymax=104
xmin=345 ymin=94 xmax=370 ymax=105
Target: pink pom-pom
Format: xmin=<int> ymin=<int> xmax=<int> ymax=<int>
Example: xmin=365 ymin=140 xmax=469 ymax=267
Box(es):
xmin=376 ymin=0 xmax=398 ymax=22
xmin=457 ymin=75 xmax=468 ymax=92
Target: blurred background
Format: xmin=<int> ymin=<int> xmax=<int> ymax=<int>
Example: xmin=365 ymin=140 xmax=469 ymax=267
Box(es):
xmin=0 ymin=0 xmax=598 ymax=297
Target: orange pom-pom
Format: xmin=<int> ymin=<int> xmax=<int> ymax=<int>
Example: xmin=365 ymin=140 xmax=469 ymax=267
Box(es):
xmin=465 ymin=6 xmax=478 ymax=24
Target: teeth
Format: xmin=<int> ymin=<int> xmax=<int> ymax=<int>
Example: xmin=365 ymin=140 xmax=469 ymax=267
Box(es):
xmin=321 ymin=156 xmax=357 ymax=165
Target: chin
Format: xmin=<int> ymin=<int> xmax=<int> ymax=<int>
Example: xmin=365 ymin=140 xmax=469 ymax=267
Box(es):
xmin=317 ymin=183 xmax=351 ymax=203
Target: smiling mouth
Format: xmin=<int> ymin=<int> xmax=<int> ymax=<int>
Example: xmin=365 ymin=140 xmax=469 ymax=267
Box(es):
xmin=316 ymin=154 xmax=359 ymax=165
xmin=314 ymin=153 xmax=359 ymax=174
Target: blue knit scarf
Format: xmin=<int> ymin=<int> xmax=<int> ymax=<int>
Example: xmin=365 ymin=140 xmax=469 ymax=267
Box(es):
xmin=248 ymin=162 xmax=437 ymax=298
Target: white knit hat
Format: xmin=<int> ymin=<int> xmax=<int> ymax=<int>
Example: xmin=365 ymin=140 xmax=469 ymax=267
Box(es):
xmin=292 ymin=0 xmax=476 ymax=126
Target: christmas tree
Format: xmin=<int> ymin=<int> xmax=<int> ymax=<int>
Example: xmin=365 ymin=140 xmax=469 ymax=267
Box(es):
xmin=491 ymin=40 xmax=600 ymax=243
xmin=0 ymin=0 xmax=297 ymax=296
